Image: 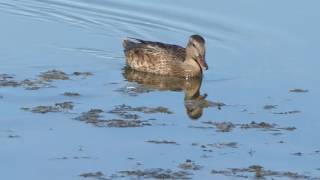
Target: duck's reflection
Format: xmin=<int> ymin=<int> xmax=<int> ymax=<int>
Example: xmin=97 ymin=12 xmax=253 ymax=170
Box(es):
xmin=122 ymin=67 xmax=213 ymax=120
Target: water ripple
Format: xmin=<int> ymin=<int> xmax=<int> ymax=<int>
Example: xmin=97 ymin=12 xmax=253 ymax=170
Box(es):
xmin=61 ymin=47 xmax=124 ymax=60
xmin=0 ymin=0 xmax=245 ymax=49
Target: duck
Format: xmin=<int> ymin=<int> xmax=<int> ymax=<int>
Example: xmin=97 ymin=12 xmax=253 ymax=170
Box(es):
xmin=122 ymin=35 xmax=208 ymax=78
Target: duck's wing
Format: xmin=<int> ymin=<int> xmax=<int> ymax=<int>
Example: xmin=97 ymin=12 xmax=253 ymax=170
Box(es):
xmin=124 ymin=37 xmax=186 ymax=62
xmin=122 ymin=38 xmax=186 ymax=75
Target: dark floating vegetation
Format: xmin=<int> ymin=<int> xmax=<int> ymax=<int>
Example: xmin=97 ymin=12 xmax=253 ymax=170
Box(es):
xmin=75 ymin=104 xmax=173 ymax=128
xmin=105 ymin=119 xmax=151 ymax=128
xmin=178 ymin=160 xmax=202 ymax=171
xmin=189 ymin=121 xmax=235 ymax=132
xmin=55 ymin=102 xmax=74 ymax=110
xmin=53 ymin=156 xmax=93 ymax=160
xmin=22 ymin=101 xmax=74 ymax=114
xmin=75 ymin=109 xmax=151 ymax=128
xmin=39 ymin=70 xmax=93 ymax=81
xmin=0 ymin=70 xmax=93 ymax=90
xmin=272 ymin=110 xmax=301 ymax=115
xmin=190 ymin=121 xmax=296 ymax=133
xmin=0 ymin=130 xmax=20 ymax=139
xmin=263 ymin=105 xmax=278 ymax=110
xmin=63 ymin=92 xmax=81 ymax=97
xmin=206 ymin=142 xmax=238 ymax=149
xmin=207 ymin=121 xmax=235 ymax=132
xmin=146 ymin=140 xmax=179 ymax=145
xmin=108 ymin=104 xmax=173 ymax=118
xmin=72 ymin=71 xmax=93 ymax=77
xmin=118 ymin=168 xmax=192 ymax=179
xmin=289 ymin=89 xmax=309 ymax=93
xmin=7 ymin=134 xmax=21 ymax=138
xmin=240 ymin=121 xmax=296 ymax=131
xmin=75 ymin=108 xmax=103 ymax=121
xmin=211 ymin=165 xmax=315 ymax=179
xmin=20 ymin=79 xmax=52 ymax=90
xmin=107 ymin=104 xmax=173 ymax=120
xmin=191 ymin=142 xmax=238 ymax=153
xmin=292 ymin=152 xmax=303 ymax=156
xmin=39 ymin=69 xmax=70 ymax=81
xmin=0 ymin=74 xmax=20 ymax=87
xmin=115 ymin=83 xmax=154 ymax=96
xmin=79 ymin=171 xmax=107 ymax=179
xmin=291 ymin=150 xmax=320 ymax=157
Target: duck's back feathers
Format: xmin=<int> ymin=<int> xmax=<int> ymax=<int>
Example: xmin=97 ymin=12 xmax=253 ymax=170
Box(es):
xmin=122 ymin=37 xmax=186 ymax=76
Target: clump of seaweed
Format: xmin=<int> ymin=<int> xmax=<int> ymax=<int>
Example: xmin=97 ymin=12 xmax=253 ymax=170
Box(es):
xmin=272 ymin=110 xmax=301 ymax=115
xmin=206 ymin=142 xmax=238 ymax=149
xmin=74 ymin=109 xmax=104 ymax=123
xmin=289 ymin=89 xmax=309 ymax=93
xmin=211 ymin=165 xmax=313 ymax=179
xmin=0 ymin=74 xmax=20 ymax=87
xmin=118 ymin=168 xmax=192 ymax=179
xmin=75 ymin=109 xmax=151 ymax=128
xmin=146 ymin=140 xmax=179 ymax=145
xmin=192 ymin=142 xmax=238 ymax=153
xmin=39 ymin=70 xmax=93 ymax=81
xmin=22 ymin=101 xmax=74 ymax=114
xmin=263 ymin=105 xmax=277 ymax=110
xmin=79 ymin=171 xmax=108 ymax=180
xmin=63 ymin=92 xmax=81 ymax=97
xmin=202 ymin=121 xmax=235 ymax=132
xmin=110 ymin=104 xmax=172 ymax=114
xmin=72 ymin=71 xmax=93 ymax=77
xmin=1 ymin=70 xmax=93 ymax=90
xmin=21 ymin=106 xmax=60 ymax=114
xmin=114 ymin=83 xmax=154 ymax=96
xmin=20 ymin=70 xmax=70 ymax=89
xmin=104 ymin=119 xmax=151 ymax=128
xmin=39 ymin=69 xmax=70 ymax=81
xmin=108 ymin=104 xmax=173 ymax=119
xmin=20 ymin=79 xmax=52 ymax=90
xmin=240 ymin=121 xmax=296 ymax=131
xmin=178 ymin=160 xmax=202 ymax=171
xmin=8 ymin=135 xmax=20 ymax=138
xmin=54 ymin=156 xmax=93 ymax=160
xmin=55 ymin=102 xmax=74 ymax=110
xmin=190 ymin=121 xmax=296 ymax=133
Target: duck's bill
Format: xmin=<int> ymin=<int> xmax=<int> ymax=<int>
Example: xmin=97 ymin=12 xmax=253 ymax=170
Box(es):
xmin=197 ymin=57 xmax=208 ymax=70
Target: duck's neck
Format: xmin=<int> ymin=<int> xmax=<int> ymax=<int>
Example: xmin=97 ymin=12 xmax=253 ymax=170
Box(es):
xmin=183 ymin=57 xmax=202 ymax=77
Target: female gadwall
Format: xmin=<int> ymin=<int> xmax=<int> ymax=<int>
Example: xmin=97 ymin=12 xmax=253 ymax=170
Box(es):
xmin=122 ymin=35 xmax=208 ymax=78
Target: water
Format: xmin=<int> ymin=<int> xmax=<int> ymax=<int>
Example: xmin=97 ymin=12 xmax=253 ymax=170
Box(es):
xmin=0 ymin=0 xmax=319 ymax=179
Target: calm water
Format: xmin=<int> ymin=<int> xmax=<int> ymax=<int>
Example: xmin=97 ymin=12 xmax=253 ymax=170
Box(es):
xmin=0 ymin=0 xmax=319 ymax=179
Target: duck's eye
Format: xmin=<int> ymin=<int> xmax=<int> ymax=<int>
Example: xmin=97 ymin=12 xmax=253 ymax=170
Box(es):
xmin=192 ymin=43 xmax=196 ymax=48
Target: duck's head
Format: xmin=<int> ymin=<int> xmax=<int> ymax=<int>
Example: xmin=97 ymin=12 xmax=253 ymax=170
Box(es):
xmin=186 ymin=35 xmax=208 ymax=71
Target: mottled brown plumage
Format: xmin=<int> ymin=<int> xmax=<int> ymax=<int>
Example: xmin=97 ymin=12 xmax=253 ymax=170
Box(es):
xmin=122 ymin=35 xmax=208 ymax=78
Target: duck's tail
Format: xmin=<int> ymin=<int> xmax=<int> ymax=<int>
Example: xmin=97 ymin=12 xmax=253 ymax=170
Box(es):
xmin=122 ymin=37 xmax=130 ymax=49
xmin=127 ymin=37 xmax=146 ymax=43
xmin=122 ymin=37 xmax=146 ymax=49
